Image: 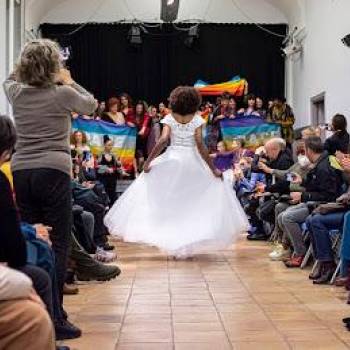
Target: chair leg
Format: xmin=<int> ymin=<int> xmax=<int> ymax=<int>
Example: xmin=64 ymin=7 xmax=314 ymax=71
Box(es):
xmin=301 ymin=245 xmax=313 ymax=269
xmin=311 ymin=260 xmax=320 ymax=275
xmin=330 ymin=261 xmax=341 ymax=285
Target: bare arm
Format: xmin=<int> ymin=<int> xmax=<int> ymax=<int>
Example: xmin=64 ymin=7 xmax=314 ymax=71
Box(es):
xmin=194 ymin=126 xmax=222 ymax=178
xmin=143 ymin=125 xmax=171 ymax=173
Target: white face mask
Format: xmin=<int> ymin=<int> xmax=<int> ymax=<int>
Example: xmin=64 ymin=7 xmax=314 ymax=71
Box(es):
xmin=298 ymin=155 xmax=311 ymax=168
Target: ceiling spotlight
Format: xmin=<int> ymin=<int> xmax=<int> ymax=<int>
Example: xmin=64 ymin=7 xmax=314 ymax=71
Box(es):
xmin=184 ymin=25 xmax=200 ymax=48
xmin=128 ymin=25 xmax=142 ymax=45
xmin=342 ymin=34 xmax=350 ymax=48
xmin=161 ymin=0 xmax=180 ymax=22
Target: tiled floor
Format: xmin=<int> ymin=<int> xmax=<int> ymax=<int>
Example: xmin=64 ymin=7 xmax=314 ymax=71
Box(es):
xmin=62 ymin=236 xmax=350 ymax=350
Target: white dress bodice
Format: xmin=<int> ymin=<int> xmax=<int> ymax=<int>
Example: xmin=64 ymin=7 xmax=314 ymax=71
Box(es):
xmin=161 ymin=114 xmax=205 ymax=148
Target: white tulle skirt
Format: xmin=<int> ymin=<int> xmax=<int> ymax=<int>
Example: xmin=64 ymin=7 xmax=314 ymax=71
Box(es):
xmin=104 ymin=146 xmax=248 ymax=257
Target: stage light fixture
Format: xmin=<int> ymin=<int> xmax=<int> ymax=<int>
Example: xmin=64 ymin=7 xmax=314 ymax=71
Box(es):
xmin=128 ymin=25 xmax=142 ymax=45
xmin=161 ymin=0 xmax=180 ymax=22
xmin=184 ymin=25 xmax=199 ymax=48
xmin=342 ymin=34 xmax=350 ymax=48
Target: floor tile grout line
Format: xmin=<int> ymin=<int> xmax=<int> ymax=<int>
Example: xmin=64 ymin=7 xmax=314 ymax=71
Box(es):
xmin=289 ymin=286 xmax=350 ymax=348
xmin=224 ymin=253 xmax=293 ymax=350
xmin=167 ymin=256 xmax=176 ymax=350
xmin=114 ymin=257 xmax=137 ymax=349
xmin=198 ymin=253 xmax=235 ymax=350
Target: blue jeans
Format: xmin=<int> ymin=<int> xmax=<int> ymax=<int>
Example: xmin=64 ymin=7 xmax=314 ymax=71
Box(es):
xmin=307 ymin=212 xmax=345 ymax=262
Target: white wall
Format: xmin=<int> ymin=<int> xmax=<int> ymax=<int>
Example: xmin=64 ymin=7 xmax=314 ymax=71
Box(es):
xmin=0 ymin=0 xmax=8 ymax=115
xmin=25 ymin=0 xmax=288 ymax=31
xmin=290 ymin=0 xmax=350 ymax=127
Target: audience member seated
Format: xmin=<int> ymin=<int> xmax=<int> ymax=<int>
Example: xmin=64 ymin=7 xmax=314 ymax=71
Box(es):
xmin=71 ymin=169 xmax=114 ymax=251
xmin=324 ymin=114 xmax=350 ymax=155
xmin=71 ymin=130 xmax=96 ymax=181
xmin=210 ymin=141 xmax=234 ymax=172
xmin=102 ymin=97 xmax=126 ymax=125
xmin=0 ymin=115 xmax=72 ymax=349
xmin=0 ymin=265 xmax=55 ymax=350
xmin=246 ymin=138 xmax=294 ymax=241
xmin=234 ymin=157 xmax=266 ymax=207
xmin=279 ymin=136 xmax=344 ymax=268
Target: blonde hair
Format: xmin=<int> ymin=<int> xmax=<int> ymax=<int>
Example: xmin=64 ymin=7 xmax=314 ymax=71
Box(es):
xmin=301 ymin=127 xmax=321 ymax=139
xmin=15 ymin=39 xmax=61 ymax=87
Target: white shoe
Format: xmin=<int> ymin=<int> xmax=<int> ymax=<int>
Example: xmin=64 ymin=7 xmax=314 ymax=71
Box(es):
xmin=270 ymin=249 xmax=290 ymax=261
xmin=95 ymin=247 xmax=117 ymax=263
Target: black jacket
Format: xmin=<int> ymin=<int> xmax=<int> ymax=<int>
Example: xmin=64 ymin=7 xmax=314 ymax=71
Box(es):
xmin=301 ymin=152 xmax=341 ymax=202
xmin=324 ymin=131 xmax=350 ymax=155
xmin=265 ymin=149 xmax=294 ymax=186
xmin=0 ymin=170 xmax=27 ymax=268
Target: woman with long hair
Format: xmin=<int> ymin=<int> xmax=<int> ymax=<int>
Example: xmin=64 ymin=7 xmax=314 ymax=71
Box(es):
xmin=119 ymin=93 xmax=135 ymax=127
xmin=3 ymin=39 xmax=97 ymax=339
xmin=102 ymin=97 xmax=125 ymax=125
xmin=133 ymin=100 xmax=151 ymax=176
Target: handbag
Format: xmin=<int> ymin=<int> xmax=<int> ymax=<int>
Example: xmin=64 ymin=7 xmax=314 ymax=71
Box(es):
xmin=257 ymin=198 xmax=276 ymax=224
xmin=313 ymin=202 xmax=348 ymax=215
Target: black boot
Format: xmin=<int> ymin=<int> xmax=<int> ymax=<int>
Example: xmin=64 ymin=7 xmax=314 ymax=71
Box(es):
xmin=309 ymin=262 xmax=324 ymax=280
xmin=55 ymin=319 xmax=82 ymax=341
xmin=313 ymin=262 xmax=336 ymax=285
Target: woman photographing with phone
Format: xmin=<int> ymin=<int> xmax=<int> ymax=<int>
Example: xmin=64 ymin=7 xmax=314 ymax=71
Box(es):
xmin=3 ymin=39 xmax=97 ymax=339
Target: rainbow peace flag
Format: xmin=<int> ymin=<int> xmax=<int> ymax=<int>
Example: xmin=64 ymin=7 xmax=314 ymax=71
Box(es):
xmin=194 ymin=76 xmax=248 ymax=96
xmin=72 ymin=118 xmax=136 ymax=171
xmin=220 ymin=116 xmax=281 ymax=150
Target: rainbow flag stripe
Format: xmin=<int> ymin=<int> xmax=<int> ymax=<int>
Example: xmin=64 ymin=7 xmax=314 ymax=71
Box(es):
xmin=72 ymin=118 xmax=136 ymax=171
xmin=220 ymin=116 xmax=281 ymax=150
xmin=194 ymin=76 xmax=248 ymax=96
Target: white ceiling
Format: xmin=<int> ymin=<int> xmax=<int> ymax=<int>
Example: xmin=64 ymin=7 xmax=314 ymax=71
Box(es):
xmin=25 ymin=0 xmax=305 ymax=30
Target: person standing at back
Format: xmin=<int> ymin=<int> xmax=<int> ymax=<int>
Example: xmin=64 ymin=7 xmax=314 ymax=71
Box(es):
xmin=3 ymin=39 xmax=97 ymax=338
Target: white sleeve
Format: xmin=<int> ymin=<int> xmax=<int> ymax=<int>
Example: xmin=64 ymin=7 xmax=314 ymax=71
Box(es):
xmin=193 ymin=114 xmax=205 ymax=129
xmin=0 ymin=265 xmax=33 ymax=301
xmin=160 ymin=114 xmax=174 ymax=127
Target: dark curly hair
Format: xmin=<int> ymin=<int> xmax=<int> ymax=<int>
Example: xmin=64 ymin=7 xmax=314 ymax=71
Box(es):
xmin=0 ymin=115 xmax=17 ymax=155
xmin=169 ymin=86 xmax=202 ymax=116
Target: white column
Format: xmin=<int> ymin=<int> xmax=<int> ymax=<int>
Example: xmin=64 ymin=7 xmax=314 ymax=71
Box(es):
xmin=285 ymin=56 xmax=294 ymax=106
xmin=0 ymin=0 xmax=8 ymax=114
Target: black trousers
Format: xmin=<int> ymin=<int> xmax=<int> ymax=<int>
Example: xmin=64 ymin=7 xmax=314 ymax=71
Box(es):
xmin=13 ymin=168 xmax=72 ymax=307
xmin=20 ymin=265 xmax=53 ymax=320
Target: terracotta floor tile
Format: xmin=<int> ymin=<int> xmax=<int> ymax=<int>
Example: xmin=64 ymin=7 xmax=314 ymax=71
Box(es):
xmin=175 ymin=341 xmax=232 ymax=350
xmin=232 ymin=341 xmax=290 ymax=350
xmin=174 ymin=330 xmax=228 ymax=343
xmin=119 ymin=329 xmax=173 ymax=343
xmin=116 ymin=344 xmax=173 ymax=350
xmin=62 ymin=237 xmax=350 ymax=349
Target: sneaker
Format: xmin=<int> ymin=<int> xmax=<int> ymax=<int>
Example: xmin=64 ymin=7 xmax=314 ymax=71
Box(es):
xmin=55 ymin=319 xmax=82 ymax=341
xmin=269 ymin=249 xmax=291 ymax=261
xmin=95 ymin=247 xmax=117 ymax=263
xmin=77 ymin=263 xmax=121 ymax=281
xmin=284 ymin=256 xmax=304 ymax=268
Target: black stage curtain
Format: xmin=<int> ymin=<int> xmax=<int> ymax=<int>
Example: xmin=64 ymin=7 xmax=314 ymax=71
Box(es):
xmin=40 ymin=23 xmax=287 ymax=105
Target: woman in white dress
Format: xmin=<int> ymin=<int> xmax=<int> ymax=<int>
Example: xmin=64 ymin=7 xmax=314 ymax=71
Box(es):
xmin=104 ymin=86 xmax=248 ymax=258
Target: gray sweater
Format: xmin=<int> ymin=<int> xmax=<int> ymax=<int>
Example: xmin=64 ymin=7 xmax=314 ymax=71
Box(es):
xmin=3 ymin=75 xmax=96 ymax=176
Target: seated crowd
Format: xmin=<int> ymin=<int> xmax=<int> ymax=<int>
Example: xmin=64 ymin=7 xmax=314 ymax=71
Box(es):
xmin=229 ymin=112 xmax=350 ymax=329
xmin=1 ymin=38 xmax=350 ymax=349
